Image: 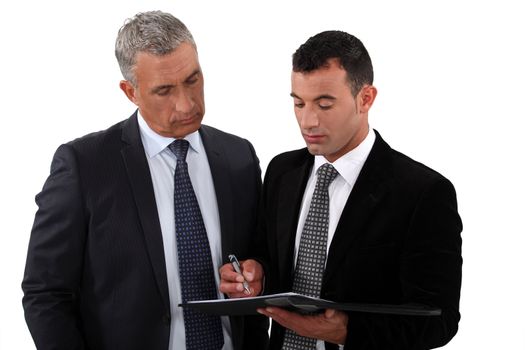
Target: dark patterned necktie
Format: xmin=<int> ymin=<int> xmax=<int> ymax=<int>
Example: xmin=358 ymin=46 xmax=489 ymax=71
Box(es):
xmin=169 ymin=139 xmax=224 ymax=350
xmin=282 ymin=163 xmax=339 ymax=350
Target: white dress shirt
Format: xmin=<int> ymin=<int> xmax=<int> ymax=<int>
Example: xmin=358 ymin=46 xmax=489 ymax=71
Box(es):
xmin=137 ymin=113 xmax=233 ymax=350
xmin=294 ymin=127 xmax=376 ymax=350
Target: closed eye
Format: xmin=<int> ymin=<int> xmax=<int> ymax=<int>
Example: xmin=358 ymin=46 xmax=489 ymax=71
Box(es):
xmin=156 ymin=87 xmax=171 ymax=96
xmin=291 ymin=92 xmax=304 ymax=108
xmin=185 ymin=71 xmax=200 ymax=85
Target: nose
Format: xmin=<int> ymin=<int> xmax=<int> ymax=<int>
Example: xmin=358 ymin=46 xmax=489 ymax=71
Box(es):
xmin=298 ymin=106 xmax=320 ymax=130
xmin=173 ymin=88 xmax=195 ymax=114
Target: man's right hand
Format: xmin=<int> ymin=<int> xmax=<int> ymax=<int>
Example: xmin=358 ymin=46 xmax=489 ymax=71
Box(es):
xmin=219 ymin=259 xmax=264 ymax=298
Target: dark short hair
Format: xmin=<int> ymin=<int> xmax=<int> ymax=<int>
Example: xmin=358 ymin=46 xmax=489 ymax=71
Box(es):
xmin=292 ymin=31 xmax=374 ymax=96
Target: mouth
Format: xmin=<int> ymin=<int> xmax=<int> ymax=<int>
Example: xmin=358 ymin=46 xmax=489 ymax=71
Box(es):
xmin=303 ymin=134 xmax=325 ymax=144
xmin=179 ymin=117 xmax=195 ymax=125
xmin=174 ymin=113 xmax=199 ymax=125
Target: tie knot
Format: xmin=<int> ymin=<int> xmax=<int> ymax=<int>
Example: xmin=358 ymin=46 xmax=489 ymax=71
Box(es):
xmin=168 ymin=139 xmax=190 ymax=162
xmin=316 ymin=163 xmax=338 ymax=190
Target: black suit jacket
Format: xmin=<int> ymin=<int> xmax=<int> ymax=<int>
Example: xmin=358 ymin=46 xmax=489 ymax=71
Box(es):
xmin=258 ymin=131 xmax=462 ymax=350
xmin=22 ymin=112 xmax=268 ymax=350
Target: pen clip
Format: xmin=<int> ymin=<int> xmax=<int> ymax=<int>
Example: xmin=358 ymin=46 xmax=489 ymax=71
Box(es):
xmin=228 ymin=254 xmax=238 ymax=264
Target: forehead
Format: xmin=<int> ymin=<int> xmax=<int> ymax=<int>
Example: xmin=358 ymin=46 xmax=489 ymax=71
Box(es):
xmin=291 ymin=60 xmax=350 ymax=98
xmin=134 ymin=42 xmax=200 ymax=85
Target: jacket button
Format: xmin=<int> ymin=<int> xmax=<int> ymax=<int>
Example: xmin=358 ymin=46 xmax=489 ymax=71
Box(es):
xmin=162 ymin=314 xmax=171 ymax=325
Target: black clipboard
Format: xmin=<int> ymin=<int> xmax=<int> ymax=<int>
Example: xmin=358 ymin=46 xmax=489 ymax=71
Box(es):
xmin=179 ymin=292 xmax=441 ymax=316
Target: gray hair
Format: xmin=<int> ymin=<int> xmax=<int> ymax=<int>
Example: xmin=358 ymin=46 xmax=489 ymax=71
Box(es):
xmin=115 ymin=11 xmax=196 ymax=86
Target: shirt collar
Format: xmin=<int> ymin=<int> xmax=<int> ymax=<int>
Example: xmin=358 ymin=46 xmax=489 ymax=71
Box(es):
xmin=313 ymin=127 xmax=376 ymax=185
xmin=137 ymin=110 xmax=203 ymax=158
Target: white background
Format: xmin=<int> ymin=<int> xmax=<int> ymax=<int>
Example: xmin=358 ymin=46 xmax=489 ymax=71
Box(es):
xmin=1 ymin=0 xmax=524 ymax=349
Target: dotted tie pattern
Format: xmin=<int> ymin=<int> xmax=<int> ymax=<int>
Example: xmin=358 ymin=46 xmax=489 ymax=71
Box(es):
xmin=282 ymin=163 xmax=339 ymax=350
xmin=169 ymin=139 xmax=224 ymax=350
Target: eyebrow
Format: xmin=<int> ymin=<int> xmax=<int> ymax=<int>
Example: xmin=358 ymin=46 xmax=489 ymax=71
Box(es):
xmin=290 ymin=92 xmax=336 ymax=101
xmin=150 ymin=69 xmax=201 ymax=94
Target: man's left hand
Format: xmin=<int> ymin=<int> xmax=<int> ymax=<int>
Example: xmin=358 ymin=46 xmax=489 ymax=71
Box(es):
xmin=257 ymin=307 xmax=348 ymax=345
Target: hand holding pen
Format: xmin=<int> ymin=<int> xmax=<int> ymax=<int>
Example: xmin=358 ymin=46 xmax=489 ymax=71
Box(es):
xmin=219 ymin=255 xmax=265 ymax=298
xmin=228 ymin=255 xmax=251 ymax=294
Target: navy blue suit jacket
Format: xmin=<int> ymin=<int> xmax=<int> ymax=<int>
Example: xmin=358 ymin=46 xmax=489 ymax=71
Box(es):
xmin=22 ymin=112 xmax=269 ymax=350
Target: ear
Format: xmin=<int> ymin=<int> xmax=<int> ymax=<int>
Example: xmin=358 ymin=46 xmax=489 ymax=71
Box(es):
xmin=119 ymin=80 xmax=138 ymax=105
xmin=358 ymin=85 xmax=378 ymax=114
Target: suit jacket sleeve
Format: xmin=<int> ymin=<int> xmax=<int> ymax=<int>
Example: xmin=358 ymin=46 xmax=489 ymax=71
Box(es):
xmin=344 ymin=177 xmax=462 ymax=349
xmin=22 ymin=144 xmax=87 ymax=349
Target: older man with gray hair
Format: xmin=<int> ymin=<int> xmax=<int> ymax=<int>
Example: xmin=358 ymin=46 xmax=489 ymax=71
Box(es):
xmin=22 ymin=11 xmax=268 ymax=350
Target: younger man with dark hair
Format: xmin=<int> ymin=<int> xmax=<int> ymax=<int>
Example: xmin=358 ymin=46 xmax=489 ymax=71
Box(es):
xmin=221 ymin=30 xmax=462 ymax=350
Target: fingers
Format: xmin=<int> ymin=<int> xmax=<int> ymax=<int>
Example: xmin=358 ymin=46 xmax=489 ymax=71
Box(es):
xmin=324 ymin=308 xmax=336 ymax=318
xmin=219 ymin=279 xmax=251 ymax=296
xmin=258 ymin=307 xmax=348 ymax=344
xmin=220 ymin=263 xmax=246 ymax=283
xmin=219 ymin=260 xmax=264 ymax=297
xmin=257 ymin=307 xmax=301 ymax=330
xmin=219 ymin=263 xmax=248 ymax=297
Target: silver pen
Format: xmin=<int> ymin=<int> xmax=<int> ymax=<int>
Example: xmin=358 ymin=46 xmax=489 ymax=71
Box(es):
xmin=228 ymin=254 xmax=251 ymax=294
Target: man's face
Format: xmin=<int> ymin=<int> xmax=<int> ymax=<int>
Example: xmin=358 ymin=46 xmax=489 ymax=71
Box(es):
xmin=120 ymin=42 xmax=205 ymax=138
xmin=291 ymin=59 xmax=376 ymax=162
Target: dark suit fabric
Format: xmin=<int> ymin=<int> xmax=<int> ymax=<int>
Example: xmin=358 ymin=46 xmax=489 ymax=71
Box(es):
xmin=22 ymin=112 xmax=268 ymax=350
xmin=258 ymin=131 xmax=462 ymax=350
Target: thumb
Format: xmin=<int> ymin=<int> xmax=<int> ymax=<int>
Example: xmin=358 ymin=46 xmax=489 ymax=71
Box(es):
xmin=241 ymin=260 xmax=257 ymax=280
xmin=243 ymin=270 xmax=254 ymax=281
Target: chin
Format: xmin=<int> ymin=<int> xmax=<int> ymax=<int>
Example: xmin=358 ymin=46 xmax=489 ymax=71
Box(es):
xmin=172 ymin=123 xmax=202 ymax=138
xmin=306 ymin=145 xmax=323 ymax=156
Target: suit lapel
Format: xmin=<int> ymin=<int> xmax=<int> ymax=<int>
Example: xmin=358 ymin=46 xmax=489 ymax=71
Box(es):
xmin=199 ymin=126 xmax=235 ymax=263
xmin=120 ymin=112 xmax=170 ymax=310
xmin=324 ymin=131 xmax=393 ymax=283
xmin=276 ymin=153 xmax=313 ymax=286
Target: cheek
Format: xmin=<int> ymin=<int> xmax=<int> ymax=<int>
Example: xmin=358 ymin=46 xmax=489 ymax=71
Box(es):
xmin=294 ymin=108 xmax=306 ymax=126
xmin=324 ymin=112 xmax=352 ymax=139
xmin=192 ymin=85 xmax=205 ymax=104
xmin=144 ymin=99 xmax=174 ymax=124
xmin=294 ymin=111 xmax=301 ymax=125
xmin=323 ymin=110 xmax=344 ymax=130
xmin=195 ymin=94 xmax=205 ymax=110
